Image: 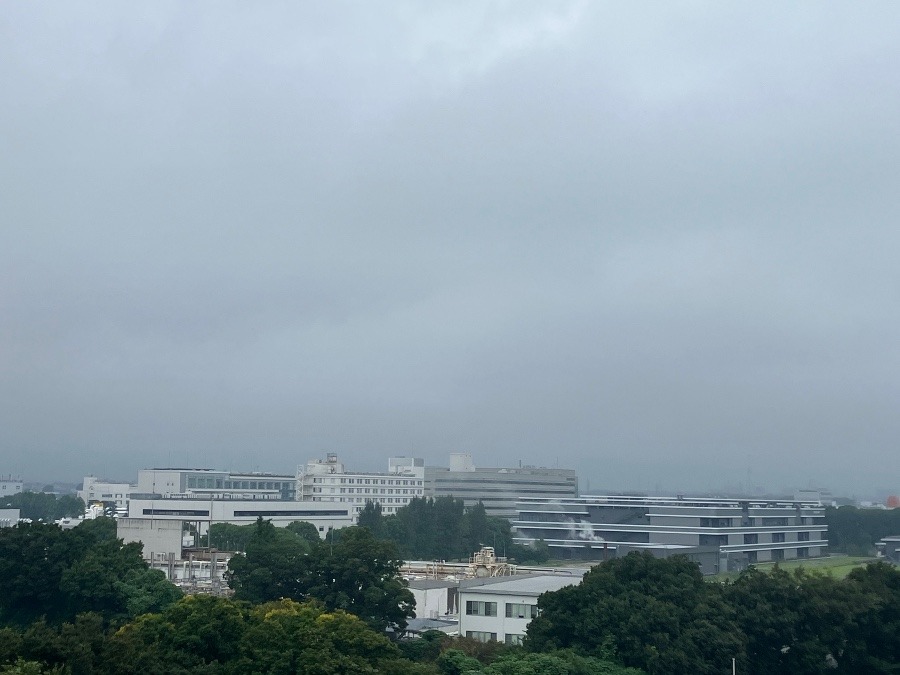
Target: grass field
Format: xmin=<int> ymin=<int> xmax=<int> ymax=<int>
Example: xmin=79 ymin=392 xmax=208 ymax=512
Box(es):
xmin=709 ymin=555 xmax=879 ymax=581
xmin=749 ymin=555 xmax=877 ymax=579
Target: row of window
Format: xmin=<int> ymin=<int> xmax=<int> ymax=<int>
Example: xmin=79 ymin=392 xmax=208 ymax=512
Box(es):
xmin=697 ymin=517 xmax=815 ymax=528
xmin=465 ymin=632 xmax=525 ymax=646
xmin=465 ymin=601 xmax=539 ymax=619
xmin=311 ymin=487 xmax=422 ymax=496
xmin=743 ymin=532 xmax=811 ymax=544
xmin=186 ymin=477 xmax=292 ymax=491
xmin=746 ymin=547 xmax=812 ymax=563
xmin=310 ymin=477 xmax=423 ymax=486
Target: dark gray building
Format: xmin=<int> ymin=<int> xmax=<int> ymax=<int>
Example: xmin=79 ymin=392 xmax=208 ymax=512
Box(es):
xmin=513 ymin=494 xmax=828 ymax=573
xmin=424 ymin=453 xmax=578 ymax=519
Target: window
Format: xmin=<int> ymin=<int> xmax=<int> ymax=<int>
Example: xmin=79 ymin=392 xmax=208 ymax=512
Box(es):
xmin=505 ymin=634 xmax=524 ymax=646
xmin=466 ymin=631 xmax=497 ymax=643
xmin=744 ymin=533 xmax=758 ymax=544
xmin=747 ymin=550 xmax=757 ymax=564
xmin=797 ymin=547 xmax=809 ymax=558
xmin=772 ymin=532 xmax=785 ymax=543
xmin=772 ymin=549 xmax=784 ymax=561
xmin=699 ymin=534 xmax=728 ymax=546
xmin=465 ymin=601 xmax=497 ymax=617
xmin=798 ymin=531 xmax=810 ymax=542
xmin=505 ymin=603 xmax=539 ymax=619
xmin=699 ymin=518 xmax=732 ymax=527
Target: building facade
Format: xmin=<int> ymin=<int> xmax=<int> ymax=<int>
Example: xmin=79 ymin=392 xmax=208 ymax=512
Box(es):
xmin=127 ymin=496 xmax=352 ymax=535
xmin=458 ymin=574 xmax=582 ymax=644
xmin=424 ymin=454 xmax=578 ymax=519
xmin=297 ymin=454 xmax=425 ymax=518
xmin=135 ymin=468 xmax=296 ymax=501
xmin=0 ymin=476 xmax=23 ymax=498
xmin=79 ymin=476 xmax=133 ymax=514
xmin=513 ymin=495 xmax=828 ymax=571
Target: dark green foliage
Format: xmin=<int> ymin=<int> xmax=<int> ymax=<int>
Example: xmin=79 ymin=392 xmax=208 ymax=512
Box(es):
xmin=824 ymin=505 xmax=900 ymax=555
xmin=527 ymin=552 xmax=745 ymax=675
xmin=226 ymin=519 xmax=312 ymax=604
xmin=0 ymin=520 xmax=181 ymax=628
xmin=285 ymin=520 xmax=323 ymax=547
xmin=358 ymin=496 xmax=551 ymax=564
xmin=1 ymin=492 xmax=84 ymax=522
xmin=208 ymin=522 xmax=257 ymax=551
xmin=228 ymin=522 xmax=415 ymax=632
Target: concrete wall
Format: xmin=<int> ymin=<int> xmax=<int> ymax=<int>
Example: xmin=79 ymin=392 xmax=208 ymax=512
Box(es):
xmin=118 ymin=517 xmax=183 ymax=560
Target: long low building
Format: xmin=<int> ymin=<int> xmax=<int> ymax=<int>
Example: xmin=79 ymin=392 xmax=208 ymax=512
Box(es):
xmin=513 ymin=495 xmax=828 ymax=572
xmin=127 ymin=497 xmax=353 ymax=535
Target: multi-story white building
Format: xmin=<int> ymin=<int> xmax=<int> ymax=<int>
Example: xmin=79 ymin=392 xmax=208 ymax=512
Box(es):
xmin=458 ymin=574 xmax=583 ymax=644
xmin=79 ymin=476 xmax=133 ymax=514
xmin=297 ymin=454 xmax=425 ymax=518
xmin=424 ymin=454 xmax=579 ymax=519
xmin=0 ymin=475 xmax=23 ymax=499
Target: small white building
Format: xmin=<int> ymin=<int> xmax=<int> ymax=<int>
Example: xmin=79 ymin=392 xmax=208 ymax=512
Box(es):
xmin=79 ymin=476 xmax=134 ymax=513
xmin=297 ymin=454 xmax=425 ymax=518
xmin=0 ymin=476 xmax=23 ymax=498
xmin=458 ymin=573 xmax=583 ymax=645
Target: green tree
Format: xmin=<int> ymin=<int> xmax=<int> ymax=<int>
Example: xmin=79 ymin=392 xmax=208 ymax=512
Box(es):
xmin=304 ymin=526 xmax=415 ymax=632
xmin=285 ymin=520 xmax=323 ymax=547
xmin=0 ymin=521 xmax=180 ymax=627
xmin=527 ymin=553 xmax=744 ymax=675
xmin=227 ymin=518 xmax=312 ymax=604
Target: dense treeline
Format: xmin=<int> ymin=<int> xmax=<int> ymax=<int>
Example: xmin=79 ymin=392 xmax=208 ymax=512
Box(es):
xmin=4 ymin=516 xmax=900 ymax=673
xmin=226 ymin=520 xmax=415 ymax=632
xmin=825 ymin=505 xmax=900 ymax=555
xmin=528 ymin=552 xmax=900 ymax=675
xmin=0 ymin=596 xmax=642 ymax=674
xmin=357 ymin=497 xmax=550 ymax=564
xmin=0 ymin=519 xmax=639 ymax=674
xmin=0 ymin=517 xmax=180 ymax=628
xmin=1 ymin=491 xmax=84 ymax=522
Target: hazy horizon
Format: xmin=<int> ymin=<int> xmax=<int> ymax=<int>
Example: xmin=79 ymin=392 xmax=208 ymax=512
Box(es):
xmin=2 ymin=3 xmax=898 ymax=499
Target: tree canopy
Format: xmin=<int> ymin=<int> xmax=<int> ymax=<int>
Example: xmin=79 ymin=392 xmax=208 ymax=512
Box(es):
xmin=227 ymin=521 xmax=415 ymax=632
xmin=0 ymin=519 xmax=181 ymax=628
xmin=1 ymin=492 xmax=84 ymax=522
xmin=357 ymin=497 xmax=550 ymax=564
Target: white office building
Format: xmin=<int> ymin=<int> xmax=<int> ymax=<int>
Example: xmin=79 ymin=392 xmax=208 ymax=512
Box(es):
xmin=297 ymin=454 xmax=425 ymax=518
xmin=458 ymin=574 xmax=583 ymax=644
xmin=0 ymin=476 xmax=23 ymax=498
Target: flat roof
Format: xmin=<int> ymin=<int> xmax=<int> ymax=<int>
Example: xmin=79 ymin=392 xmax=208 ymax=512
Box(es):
xmin=459 ymin=573 xmax=583 ymax=596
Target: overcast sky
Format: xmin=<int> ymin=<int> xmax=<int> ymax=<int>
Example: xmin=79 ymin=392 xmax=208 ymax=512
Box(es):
xmin=2 ymin=2 xmax=898 ymax=497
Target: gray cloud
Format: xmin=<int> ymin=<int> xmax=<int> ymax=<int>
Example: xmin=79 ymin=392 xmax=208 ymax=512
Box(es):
xmin=1 ymin=2 xmax=898 ymax=497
